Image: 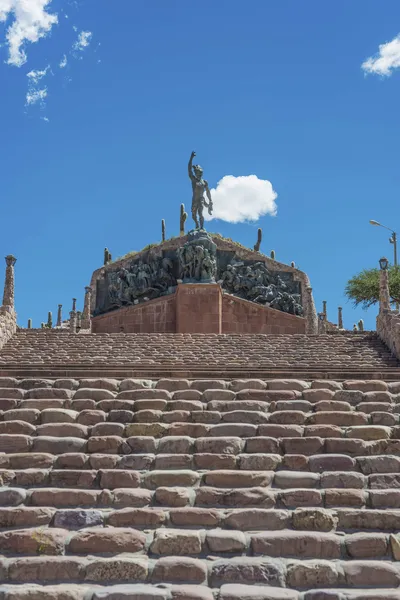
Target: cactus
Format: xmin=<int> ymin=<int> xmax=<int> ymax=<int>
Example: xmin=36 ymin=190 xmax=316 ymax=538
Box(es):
xmin=104 ymin=248 xmax=112 ymax=265
xmin=180 ymin=204 xmax=188 ymax=236
xmin=27 ymin=319 xmax=32 ymax=329
xmin=162 ymin=219 xmax=166 ymax=242
xmin=254 ymin=228 xmax=262 ymax=252
xmin=291 ymin=261 xmax=296 ymax=268
xmin=358 ymin=319 xmax=364 ymax=332
xmin=47 ymin=312 xmax=53 ymax=329
xmin=270 ymin=250 xmax=275 ymax=260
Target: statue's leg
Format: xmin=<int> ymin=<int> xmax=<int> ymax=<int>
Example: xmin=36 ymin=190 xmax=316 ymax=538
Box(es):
xmin=199 ymin=207 xmax=204 ymax=229
xmin=192 ymin=206 xmax=199 ymax=228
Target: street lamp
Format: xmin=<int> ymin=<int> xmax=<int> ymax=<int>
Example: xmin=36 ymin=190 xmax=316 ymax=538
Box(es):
xmin=370 ymin=220 xmax=398 ymax=310
xmin=369 ymin=220 xmax=398 ymax=267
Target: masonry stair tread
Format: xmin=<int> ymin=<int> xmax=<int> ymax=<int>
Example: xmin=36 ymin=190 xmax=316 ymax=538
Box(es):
xmin=0 ymin=377 xmax=400 ymax=595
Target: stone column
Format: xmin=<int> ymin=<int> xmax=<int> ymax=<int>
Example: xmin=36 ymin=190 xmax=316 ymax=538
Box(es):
xmin=318 ymin=313 xmax=327 ymax=334
xmin=2 ymin=255 xmax=16 ymax=311
xmin=379 ymin=261 xmax=391 ymax=312
xmin=338 ymin=307 xmax=343 ymax=329
xmin=82 ymin=286 xmax=92 ymax=329
xmin=72 ymin=298 xmax=77 ymax=312
xmin=322 ymin=300 xmax=327 ymax=319
xmin=57 ymin=305 xmax=62 ymax=327
xmin=69 ymin=311 xmax=77 ymax=334
xmin=304 ymin=287 xmax=318 ymax=334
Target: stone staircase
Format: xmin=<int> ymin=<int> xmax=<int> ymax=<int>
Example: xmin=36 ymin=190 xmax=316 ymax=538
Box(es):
xmin=0 ymin=331 xmax=399 ymax=379
xmin=0 ymin=375 xmax=400 ymax=598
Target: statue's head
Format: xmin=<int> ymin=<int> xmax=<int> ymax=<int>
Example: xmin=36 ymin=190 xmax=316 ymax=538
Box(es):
xmin=193 ymin=165 xmax=203 ymax=179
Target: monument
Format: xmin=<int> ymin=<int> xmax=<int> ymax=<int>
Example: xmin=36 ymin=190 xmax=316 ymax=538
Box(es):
xmin=89 ymin=151 xmax=316 ymax=334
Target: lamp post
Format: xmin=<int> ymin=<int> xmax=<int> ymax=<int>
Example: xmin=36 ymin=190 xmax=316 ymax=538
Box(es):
xmin=370 ymin=220 xmax=398 ymax=310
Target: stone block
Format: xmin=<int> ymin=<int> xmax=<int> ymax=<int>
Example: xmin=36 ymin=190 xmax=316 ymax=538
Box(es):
xmin=210 ymin=557 xmax=286 ymax=587
xmin=152 ymin=557 xmax=207 ymax=583
xmin=292 ymin=508 xmax=338 ymax=532
xmin=85 ymin=557 xmax=148 ymax=582
xmin=68 ymin=527 xmax=146 ymax=554
xmin=251 ymin=531 xmax=341 ymax=558
xmin=150 ymin=529 xmax=202 ymax=555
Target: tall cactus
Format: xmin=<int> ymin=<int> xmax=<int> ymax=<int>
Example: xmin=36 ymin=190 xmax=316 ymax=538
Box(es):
xmin=27 ymin=319 xmax=32 ymax=329
xmin=162 ymin=219 xmax=166 ymax=242
xmin=270 ymin=250 xmax=275 ymax=260
xmin=254 ymin=228 xmax=262 ymax=252
xmin=180 ymin=204 xmax=188 ymax=237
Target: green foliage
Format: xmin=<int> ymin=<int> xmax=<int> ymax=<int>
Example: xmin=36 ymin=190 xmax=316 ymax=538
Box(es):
xmin=345 ymin=265 xmax=400 ymax=309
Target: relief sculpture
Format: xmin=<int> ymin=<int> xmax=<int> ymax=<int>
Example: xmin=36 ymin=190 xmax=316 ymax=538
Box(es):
xmin=219 ymin=260 xmax=303 ymax=316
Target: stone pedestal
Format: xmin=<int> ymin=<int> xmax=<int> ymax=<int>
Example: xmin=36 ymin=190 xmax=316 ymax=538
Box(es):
xmin=2 ymin=255 xmax=16 ymax=311
xmin=176 ymin=283 xmax=222 ymax=334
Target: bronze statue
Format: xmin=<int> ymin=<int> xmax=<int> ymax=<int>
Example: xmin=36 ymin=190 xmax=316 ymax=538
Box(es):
xmin=188 ymin=151 xmax=213 ymax=229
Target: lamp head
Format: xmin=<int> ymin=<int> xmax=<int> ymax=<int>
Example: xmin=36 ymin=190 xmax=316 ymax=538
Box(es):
xmin=370 ymin=220 xmax=380 ymax=226
xmin=379 ymin=257 xmax=389 ymax=271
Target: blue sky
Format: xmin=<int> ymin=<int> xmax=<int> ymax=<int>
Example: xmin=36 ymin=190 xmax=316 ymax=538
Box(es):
xmin=1 ymin=0 xmax=400 ymax=330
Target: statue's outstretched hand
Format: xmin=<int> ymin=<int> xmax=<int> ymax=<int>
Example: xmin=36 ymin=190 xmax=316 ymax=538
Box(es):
xmin=191 ymin=151 xmax=196 ymax=159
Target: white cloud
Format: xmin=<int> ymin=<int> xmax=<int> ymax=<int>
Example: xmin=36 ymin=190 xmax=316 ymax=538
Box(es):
xmin=26 ymin=87 xmax=47 ymax=105
xmin=27 ymin=65 xmax=49 ymax=83
xmin=73 ymin=30 xmax=92 ymax=52
xmin=362 ymin=33 xmax=400 ymax=76
xmin=59 ymin=54 xmax=67 ymax=68
xmin=0 ymin=0 xmax=58 ymax=67
xmin=205 ymin=175 xmax=278 ymax=224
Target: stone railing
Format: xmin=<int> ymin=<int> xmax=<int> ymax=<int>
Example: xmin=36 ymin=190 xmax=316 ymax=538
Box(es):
xmin=0 ymin=306 xmax=17 ymax=350
xmin=376 ymin=308 xmax=400 ymax=359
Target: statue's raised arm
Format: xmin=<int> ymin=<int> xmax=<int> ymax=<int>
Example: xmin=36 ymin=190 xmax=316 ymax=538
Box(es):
xmin=188 ymin=151 xmax=196 ymax=182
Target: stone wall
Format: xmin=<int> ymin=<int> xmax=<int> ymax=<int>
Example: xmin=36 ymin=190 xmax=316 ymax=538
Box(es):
xmin=92 ymin=284 xmax=306 ymax=335
xmin=377 ymin=309 xmax=400 ymax=359
xmin=222 ymin=294 xmax=306 ymax=334
xmin=92 ymin=295 xmax=176 ymax=333
xmin=0 ymin=307 xmax=17 ymax=350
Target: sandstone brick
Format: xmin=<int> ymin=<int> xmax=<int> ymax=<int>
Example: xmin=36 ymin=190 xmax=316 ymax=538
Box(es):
xmin=346 ymin=532 xmax=388 ymax=558
xmin=100 ymin=469 xmax=140 ymax=489
xmin=309 ymin=412 xmax=367 ymax=426
xmin=304 ymin=425 xmax=342 ymax=438
xmin=202 ymin=389 xmax=235 ymax=401
xmin=221 ymin=410 xmax=268 ymax=425
xmin=325 ymin=438 xmax=366 ymax=455
xmin=344 ymin=560 xmax=400 ymax=587
xmin=16 ymin=469 xmax=49 ymax=486
xmin=134 ymin=409 xmax=163 ymax=423
xmin=108 ymin=410 xmax=134 ymax=423
xmin=337 ymin=508 xmax=400 ymax=530
xmin=18 ymin=379 xmax=53 ymax=390
xmin=196 ymin=486 xmax=275 ymax=508
xmin=77 ymin=410 xmax=106 ymax=426
xmin=92 ymin=585 xmax=169 ymax=599
xmin=119 ymin=454 xmax=154 ymax=470
xmin=358 ymin=455 xmax=400 ymax=475
xmin=0 ymin=527 xmax=68 ymax=555
xmin=113 ymin=488 xmax=153 ymax=508
xmin=169 ymin=400 xmax=203 ymax=412
xmin=314 ymin=400 xmax=351 ymax=412
xmin=292 ymin=508 xmax=338 ymax=531
xmin=144 ymin=470 xmax=200 ymax=489
xmin=85 ymin=557 xmax=148 ymax=582
xmin=210 ymin=557 xmax=285 ymax=587
xmin=8 ymin=556 xmax=84 ymax=582
xmin=237 ymin=389 xmax=298 ymax=401
xmin=344 ymin=380 xmax=388 ymax=392
xmin=0 ymin=507 xmax=53 ymax=527
xmin=251 ymin=531 xmax=341 ymax=558
xmin=239 ymin=453 xmax=281 ymax=470
xmin=268 ymin=379 xmax=309 ymax=391
xmin=0 ymin=434 xmax=31 ymax=453
xmin=89 ymin=454 xmax=119 ymax=469
xmin=258 ymin=424 xmax=304 ymax=438
xmin=274 ymin=471 xmax=320 ymax=488
xmin=169 ymin=507 xmax=220 ymax=527
xmin=191 ymin=379 xmax=227 ymax=391
xmin=126 ymin=436 xmax=157 ymax=453
xmin=152 ymin=557 xmax=207 ymax=583
xmin=70 ymin=399 xmax=96 ymax=411
xmin=224 ymin=508 xmax=289 ymax=530
xmin=281 ymin=454 xmax=309 ymax=470
xmin=269 ymin=411 xmax=306 ymax=425
xmin=369 ymin=473 xmax=400 ymax=489
xmin=108 ymin=507 xmax=166 ymax=527
xmin=303 ymin=389 xmax=335 ymax=402
xmin=334 ymin=390 xmax=364 ymax=405
xmin=274 ymin=400 xmax=311 ymax=412
xmin=155 ymin=454 xmax=193 ymax=470
xmin=230 ymin=379 xmax=267 ymax=392
xmin=30 ymin=488 xmax=99 ymax=507
xmin=119 ymin=378 xmax=154 ymax=391
xmin=309 ymin=454 xmax=356 ymax=472
xmin=172 ymin=390 xmax=203 ymax=400
xmin=194 ymin=453 xmax=236 ymax=470
xmin=125 ymin=423 xmax=170 ymax=438
xmin=0 ymin=488 xmax=26 ymax=506
xmin=0 ymin=420 xmax=35 ymax=435
xmin=287 ymin=560 xmax=340 ymax=588
xmin=162 ymin=410 xmax=192 ymax=423
xmin=325 ymin=489 xmax=367 ymax=508
xmin=33 ymin=437 xmax=86 ymax=455
xmin=119 ymin=388 xmax=170 ymax=400
xmin=155 ymin=486 xmax=192 ymax=507
xmin=55 ymin=453 xmax=88 ymax=469
xmin=321 ymin=472 xmax=366 ymax=489
xmin=346 ymin=426 xmax=391 ymax=441
xmin=158 ymin=436 xmax=193 ymax=454
xmin=0 ymin=387 xmax=24 ymax=399
xmin=9 ymin=452 xmax=54 ymax=468
xmin=371 ymin=411 xmax=397 ymax=426
xmin=74 ymin=388 xmax=115 ymax=401
xmin=54 ymin=379 xmax=79 ymax=390
xmin=280 ymin=489 xmax=323 ymax=508
xmin=369 ymin=489 xmax=400 ymax=508
xmin=0 ymin=377 xmax=18 ymax=388
xmin=281 ymin=437 xmax=324 ymax=456
xmin=68 ymin=527 xmax=146 ymax=554
xmin=150 ymin=529 xmax=202 ymax=555
xmin=204 ymin=470 xmax=273 ymax=488
xmin=91 ymin=423 xmax=125 ymax=437
xmin=208 ymin=423 xmax=257 ymax=437
xmin=207 ymin=529 xmax=247 ymax=552
xmin=27 ymin=387 xmax=72 ymax=399
xmin=87 ymin=436 xmax=124 ymax=454
xmin=246 ymin=437 xmax=280 ymax=453
xmin=37 ymin=423 xmax=88 ymax=439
